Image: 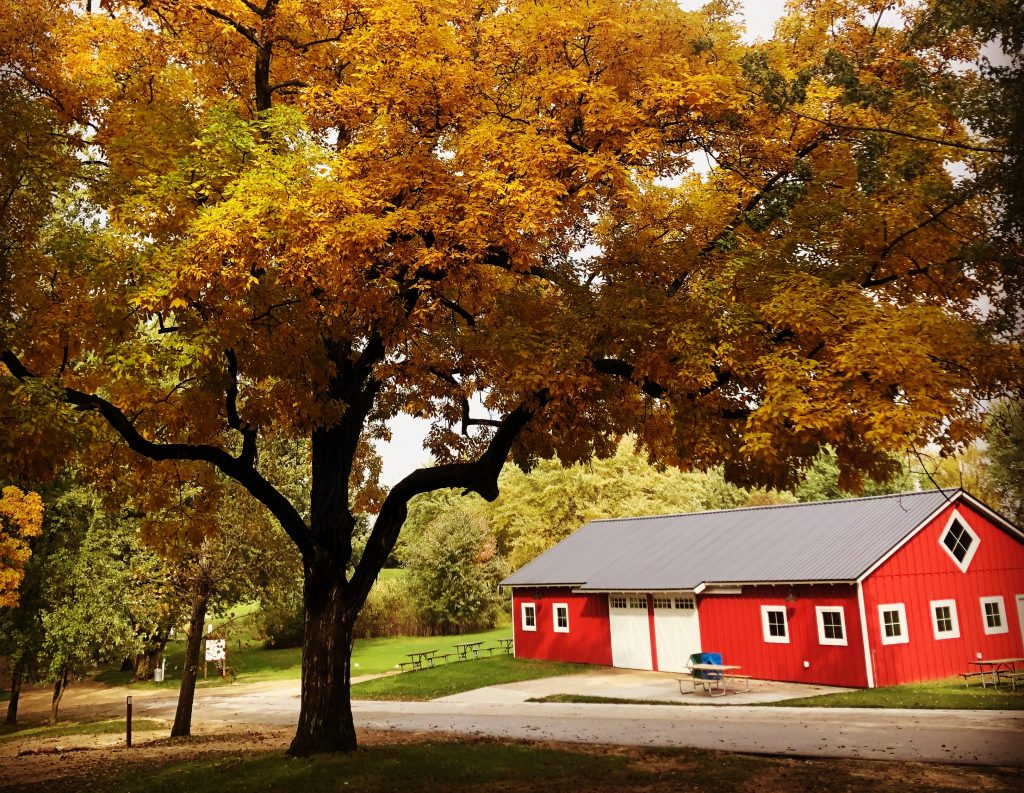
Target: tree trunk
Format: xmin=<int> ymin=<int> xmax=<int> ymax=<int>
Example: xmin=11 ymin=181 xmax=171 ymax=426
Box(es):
xmin=171 ymin=597 xmax=208 ymax=737
xmin=288 ymin=556 xmax=357 ymax=756
xmin=5 ymin=671 xmax=22 ymax=726
xmin=134 ymin=644 xmax=164 ymax=681
xmin=50 ymin=668 xmax=69 ymax=724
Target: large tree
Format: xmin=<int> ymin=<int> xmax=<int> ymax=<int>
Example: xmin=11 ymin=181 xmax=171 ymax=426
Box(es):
xmin=1 ymin=0 xmax=1019 ymax=754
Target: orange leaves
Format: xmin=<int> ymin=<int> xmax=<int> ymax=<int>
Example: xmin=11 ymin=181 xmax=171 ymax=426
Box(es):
xmin=0 ymin=486 xmax=43 ymax=608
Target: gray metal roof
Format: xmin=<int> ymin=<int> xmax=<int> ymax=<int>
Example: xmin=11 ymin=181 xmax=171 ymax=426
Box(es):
xmin=501 ymin=490 xmax=961 ymax=590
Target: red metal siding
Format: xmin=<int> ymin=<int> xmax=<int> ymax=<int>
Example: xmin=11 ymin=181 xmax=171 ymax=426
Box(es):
xmin=511 ymin=587 xmax=612 ymax=665
xmin=863 ymin=501 xmax=1024 ymax=686
xmin=698 ymin=585 xmax=869 ymax=687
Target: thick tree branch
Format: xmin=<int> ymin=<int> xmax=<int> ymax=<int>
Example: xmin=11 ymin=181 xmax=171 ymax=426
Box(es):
xmin=224 ymin=349 xmax=257 ymax=468
xmin=1 ymin=349 xmax=312 ymax=556
xmin=201 ymin=6 xmax=259 ymax=46
xmin=348 ymin=390 xmax=549 ymax=608
xmin=590 ymin=357 xmax=667 ymax=399
xmin=590 ymin=357 xmax=750 ymax=419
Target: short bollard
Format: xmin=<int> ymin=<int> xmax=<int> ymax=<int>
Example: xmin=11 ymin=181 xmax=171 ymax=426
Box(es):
xmin=126 ymin=695 xmax=132 ymax=748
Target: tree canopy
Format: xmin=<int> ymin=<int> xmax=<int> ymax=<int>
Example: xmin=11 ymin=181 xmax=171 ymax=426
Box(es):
xmin=1 ymin=0 xmax=1019 ymax=754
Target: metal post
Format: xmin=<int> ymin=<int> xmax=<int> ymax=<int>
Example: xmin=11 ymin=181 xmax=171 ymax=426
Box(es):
xmin=126 ymin=695 xmax=133 ymax=748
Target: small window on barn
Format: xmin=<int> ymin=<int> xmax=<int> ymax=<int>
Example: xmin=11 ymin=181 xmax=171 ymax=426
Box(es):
xmin=878 ymin=603 xmax=909 ymax=646
xmin=610 ymin=594 xmax=628 ymax=609
xmin=980 ymin=596 xmax=1008 ymax=636
xmin=760 ymin=605 xmax=789 ymax=644
xmin=652 ymin=596 xmax=673 ymax=609
xmin=553 ymin=603 xmax=569 ymax=633
xmin=938 ymin=513 xmax=980 ymax=572
xmin=521 ymin=603 xmax=537 ymax=632
xmin=675 ymin=596 xmax=695 ymax=610
xmin=629 ymin=595 xmax=648 ymax=609
xmin=930 ymin=599 xmax=960 ymax=640
xmin=816 ymin=606 xmax=848 ymax=646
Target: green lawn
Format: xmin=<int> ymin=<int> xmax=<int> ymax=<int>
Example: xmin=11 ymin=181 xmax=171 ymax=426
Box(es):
xmin=351 ymin=655 xmax=589 ymax=700
xmin=0 ymin=718 xmax=166 ymax=743
xmin=351 ymin=628 xmax=511 ymax=675
xmin=528 ymin=678 xmax=1024 ymax=710
xmin=769 ymin=677 xmax=1024 ymax=710
xmin=13 ymin=737 xmax=1022 ymax=793
xmin=93 ymin=627 xmax=515 ymax=690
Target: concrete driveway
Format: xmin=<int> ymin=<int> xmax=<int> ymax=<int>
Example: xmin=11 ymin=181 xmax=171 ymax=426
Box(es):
xmin=436 ymin=667 xmax=852 ymax=705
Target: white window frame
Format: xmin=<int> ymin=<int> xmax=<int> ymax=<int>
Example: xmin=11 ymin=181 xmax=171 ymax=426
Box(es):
xmin=930 ymin=598 xmax=960 ymax=640
xmin=938 ymin=511 xmax=980 ymax=573
xmin=815 ymin=606 xmax=848 ymax=646
xmin=980 ymin=596 xmax=1008 ymax=636
xmin=552 ymin=603 xmax=570 ymax=633
xmin=609 ymin=594 xmax=627 ymax=609
xmin=878 ymin=603 xmax=909 ymax=646
xmin=521 ymin=602 xmax=537 ymax=632
xmin=760 ymin=605 xmax=789 ymax=644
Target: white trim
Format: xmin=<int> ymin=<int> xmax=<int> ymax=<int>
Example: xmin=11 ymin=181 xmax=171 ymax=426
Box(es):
xmin=857 ymin=495 xmax=958 ymax=582
xmin=878 ymin=602 xmax=909 ymax=646
xmin=956 ymin=491 xmax=1024 ymax=541
xmin=930 ymin=598 xmax=960 ymax=640
xmin=857 ymin=582 xmax=875 ymax=687
xmin=938 ymin=510 xmax=980 ymax=572
xmin=552 ymin=602 xmax=570 ymax=633
xmin=816 ymin=606 xmax=848 ymax=646
xmin=521 ymin=602 xmax=537 ymax=632
xmin=760 ymin=605 xmax=790 ymax=644
xmin=980 ymin=596 xmax=1008 ymax=635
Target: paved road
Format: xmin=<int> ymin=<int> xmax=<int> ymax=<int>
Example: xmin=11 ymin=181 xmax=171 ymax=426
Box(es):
xmin=119 ymin=682 xmax=1024 ymax=766
xmin=16 ymin=678 xmax=1023 ymax=766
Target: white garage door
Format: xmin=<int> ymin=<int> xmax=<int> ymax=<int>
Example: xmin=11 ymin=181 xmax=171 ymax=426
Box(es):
xmin=609 ymin=594 xmax=653 ymax=670
xmin=653 ymin=594 xmax=702 ymax=673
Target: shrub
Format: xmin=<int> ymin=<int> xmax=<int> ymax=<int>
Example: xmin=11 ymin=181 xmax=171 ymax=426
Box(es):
xmin=405 ymin=509 xmax=508 ymax=635
xmin=354 ymin=577 xmax=428 ymax=638
xmin=257 ymin=585 xmax=304 ymax=649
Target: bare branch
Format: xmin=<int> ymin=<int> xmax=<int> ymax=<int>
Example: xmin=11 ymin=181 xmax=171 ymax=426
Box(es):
xmin=784 ymin=106 xmax=1010 ymax=155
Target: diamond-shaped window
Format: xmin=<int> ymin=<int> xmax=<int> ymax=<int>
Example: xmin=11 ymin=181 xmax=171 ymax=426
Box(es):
xmin=939 ymin=515 xmax=979 ymax=572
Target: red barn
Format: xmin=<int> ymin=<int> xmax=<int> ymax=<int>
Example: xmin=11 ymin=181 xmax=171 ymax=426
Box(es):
xmin=500 ymin=490 xmax=1024 ymax=687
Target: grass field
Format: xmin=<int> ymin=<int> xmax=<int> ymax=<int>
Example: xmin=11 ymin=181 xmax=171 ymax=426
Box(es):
xmin=527 ymin=677 xmax=1024 ymax=710
xmin=351 ymin=655 xmax=589 ymax=700
xmin=92 ymin=626 xmax=515 ymax=690
xmin=767 ymin=677 xmax=1024 ymax=709
xmin=7 ymin=733 xmax=1021 ymax=793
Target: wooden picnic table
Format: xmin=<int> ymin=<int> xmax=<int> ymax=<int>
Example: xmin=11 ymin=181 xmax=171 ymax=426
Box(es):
xmin=497 ymin=638 xmax=514 ymax=654
xmin=453 ymin=641 xmax=484 ymax=660
xmin=970 ymin=657 xmax=1024 ymax=688
xmin=405 ymin=649 xmax=438 ymax=670
xmin=681 ymin=663 xmax=745 ymax=698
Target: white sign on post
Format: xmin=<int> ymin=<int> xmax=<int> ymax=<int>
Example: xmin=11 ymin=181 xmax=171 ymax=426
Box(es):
xmin=205 ymin=639 xmax=226 ymax=662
